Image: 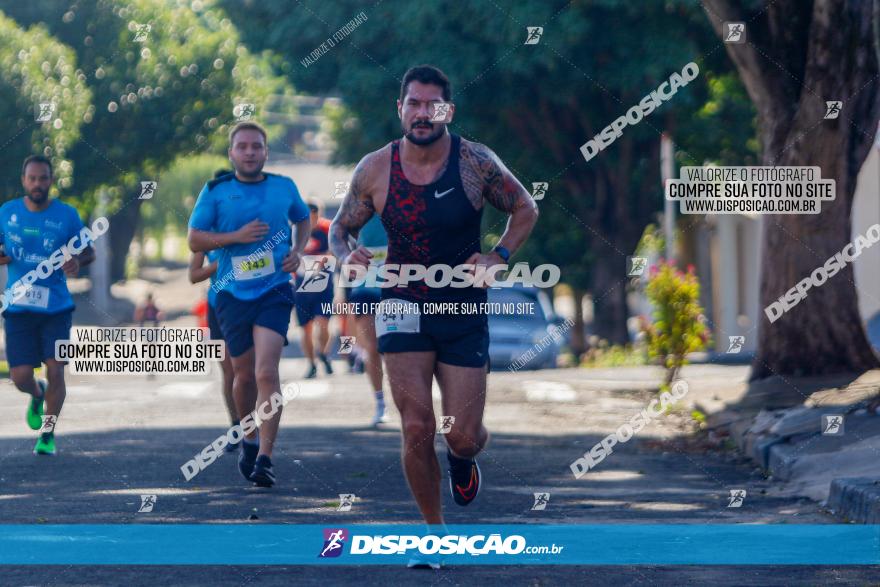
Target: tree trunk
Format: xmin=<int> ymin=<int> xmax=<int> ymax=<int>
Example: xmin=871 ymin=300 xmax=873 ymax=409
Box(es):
xmin=704 ymin=0 xmax=880 ymax=379
xmin=570 ymin=287 xmax=587 ymax=358
xmin=587 ymin=132 xmax=661 ymax=345
xmin=591 ymin=244 xmax=630 ymax=344
xmin=108 ymin=197 xmax=143 ymax=283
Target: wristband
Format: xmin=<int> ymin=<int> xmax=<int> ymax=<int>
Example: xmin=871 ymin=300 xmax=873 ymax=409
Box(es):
xmin=492 ymin=245 xmax=511 ymax=263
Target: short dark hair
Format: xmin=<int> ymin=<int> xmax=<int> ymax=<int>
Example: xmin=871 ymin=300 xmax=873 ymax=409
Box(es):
xmin=229 ymin=121 xmax=267 ymax=145
xmin=22 ymin=155 xmax=53 ymax=177
xmin=400 ymin=65 xmax=452 ymax=103
xmin=307 ymin=201 xmax=320 ymax=213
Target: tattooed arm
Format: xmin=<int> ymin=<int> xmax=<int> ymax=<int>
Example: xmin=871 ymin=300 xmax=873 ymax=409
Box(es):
xmin=330 ymin=153 xmax=380 ymax=267
xmin=460 ymin=140 xmax=539 ymax=260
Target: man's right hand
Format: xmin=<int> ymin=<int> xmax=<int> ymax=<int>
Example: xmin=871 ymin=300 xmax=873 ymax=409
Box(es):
xmin=342 ymin=246 xmax=373 ymax=280
xmin=0 ymin=254 xmax=11 ymax=266
xmin=234 ymin=219 xmax=270 ymax=244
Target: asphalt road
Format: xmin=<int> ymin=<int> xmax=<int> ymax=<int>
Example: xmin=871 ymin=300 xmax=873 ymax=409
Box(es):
xmin=0 ymin=362 xmax=876 ymax=585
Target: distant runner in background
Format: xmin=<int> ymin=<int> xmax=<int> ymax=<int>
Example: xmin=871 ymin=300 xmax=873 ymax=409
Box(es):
xmin=344 ymin=214 xmax=388 ymax=426
xmin=134 ymin=293 xmax=163 ymax=327
xmin=294 ymin=202 xmax=335 ymax=379
xmin=189 ymin=248 xmax=239 ymax=452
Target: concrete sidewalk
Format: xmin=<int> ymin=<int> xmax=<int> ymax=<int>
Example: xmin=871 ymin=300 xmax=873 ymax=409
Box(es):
xmin=700 ymin=370 xmax=880 ymax=523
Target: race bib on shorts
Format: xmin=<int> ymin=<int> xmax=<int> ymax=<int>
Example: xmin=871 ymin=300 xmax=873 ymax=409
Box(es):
xmin=15 ymin=285 xmax=50 ymax=309
xmin=375 ymin=298 xmax=420 ymax=336
xmin=232 ymin=253 xmax=275 ymax=281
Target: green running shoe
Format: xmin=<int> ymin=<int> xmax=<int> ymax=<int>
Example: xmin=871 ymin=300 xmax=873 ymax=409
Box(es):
xmin=26 ymin=380 xmax=47 ymax=431
xmin=34 ymin=432 xmax=56 ymax=456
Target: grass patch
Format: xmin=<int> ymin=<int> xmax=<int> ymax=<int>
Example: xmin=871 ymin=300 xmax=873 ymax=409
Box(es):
xmin=581 ymin=343 xmax=648 ymax=368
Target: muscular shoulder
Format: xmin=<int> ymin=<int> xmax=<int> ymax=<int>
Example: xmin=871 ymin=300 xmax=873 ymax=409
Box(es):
xmin=459 ymin=139 xmax=501 ymax=210
xmin=330 ymin=145 xmax=393 ymax=241
xmin=459 ymin=138 xmax=532 ymax=214
xmin=459 ymin=139 xmax=499 ymax=174
xmin=352 ymin=144 xmax=392 ymax=193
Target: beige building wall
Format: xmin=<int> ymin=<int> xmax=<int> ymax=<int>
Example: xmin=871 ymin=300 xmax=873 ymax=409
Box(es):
xmin=703 ymin=142 xmax=880 ymax=352
xmin=852 ymin=145 xmax=880 ymax=323
xmin=709 ymin=214 xmax=761 ymax=353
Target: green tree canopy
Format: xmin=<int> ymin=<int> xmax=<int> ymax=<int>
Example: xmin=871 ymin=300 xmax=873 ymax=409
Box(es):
xmin=2 ymin=0 xmax=295 ymax=279
xmin=223 ymin=0 xmax=755 ymax=342
xmin=0 ymin=11 xmax=90 ymax=200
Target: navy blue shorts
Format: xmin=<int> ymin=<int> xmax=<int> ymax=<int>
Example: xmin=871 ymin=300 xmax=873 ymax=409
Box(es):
xmin=215 ymin=284 xmax=293 ymax=358
xmin=3 ymin=310 xmax=73 ymax=368
xmin=377 ymin=301 xmax=489 ymax=368
xmin=207 ymin=304 xmax=223 ymax=340
xmin=294 ymin=276 xmax=334 ymax=326
xmin=348 ymin=287 xmax=381 ymax=315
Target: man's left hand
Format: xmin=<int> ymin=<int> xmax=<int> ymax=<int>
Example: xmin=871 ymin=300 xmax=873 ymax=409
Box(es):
xmin=463 ymin=252 xmax=506 ymax=288
xmin=282 ymin=250 xmax=302 ymax=273
xmin=62 ymin=256 xmax=80 ymax=278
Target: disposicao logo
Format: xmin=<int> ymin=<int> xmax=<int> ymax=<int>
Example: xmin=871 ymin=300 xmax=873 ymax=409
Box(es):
xmin=319 ymin=528 xmax=348 ymax=558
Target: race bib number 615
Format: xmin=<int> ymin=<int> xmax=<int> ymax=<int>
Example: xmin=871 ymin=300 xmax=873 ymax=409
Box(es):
xmin=16 ymin=285 xmax=50 ymax=309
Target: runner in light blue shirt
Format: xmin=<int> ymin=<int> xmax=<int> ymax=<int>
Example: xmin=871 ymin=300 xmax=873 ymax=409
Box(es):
xmin=344 ymin=213 xmax=389 ymax=427
xmin=187 ymin=121 xmax=310 ymax=488
xmin=0 ymin=155 xmax=97 ymax=456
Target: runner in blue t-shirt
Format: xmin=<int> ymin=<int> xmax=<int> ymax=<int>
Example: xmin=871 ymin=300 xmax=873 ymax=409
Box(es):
xmin=188 ymin=122 xmax=310 ymax=487
xmin=0 ymin=155 xmax=97 ymax=456
xmin=346 ymin=213 xmax=388 ymax=426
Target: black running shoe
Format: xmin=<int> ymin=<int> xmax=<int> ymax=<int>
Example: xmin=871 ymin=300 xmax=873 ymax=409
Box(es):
xmin=406 ymin=556 xmax=443 ymax=569
xmin=318 ymin=353 xmax=333 ymax=375
xmin=447 ymin=450 xmax=481 ymax=506
xmin=225 ymin=422 xmax=241 ymax=453
xmin=249 ymin=455 xmax=275 ymax=487
xmin=238 ymin=439 xmax=259 ymax=480
xmin=304 ymin=363 xmax=317 ymax=379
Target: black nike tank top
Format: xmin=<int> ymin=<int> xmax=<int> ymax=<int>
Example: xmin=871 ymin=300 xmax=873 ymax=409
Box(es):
xmin=381 ymin=133 xmax=486 ymax=303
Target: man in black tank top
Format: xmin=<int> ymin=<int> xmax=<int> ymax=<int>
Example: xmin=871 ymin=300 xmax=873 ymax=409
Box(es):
xmin=330 ymin=65 xmax=539 ymax=534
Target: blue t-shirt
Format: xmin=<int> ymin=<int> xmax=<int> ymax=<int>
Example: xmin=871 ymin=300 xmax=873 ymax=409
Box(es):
xmin=352 ymin=214 xmax=388 ymax=293
xmin=188 ymin=173 xmax=309 ymax=301
xmin=206 ymin=249 xmax=220 ymax=307
xmin=358 ymin=214 xmax=388 ymax=249
xmin=0 ymin=198 xmax=86 ymax=314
